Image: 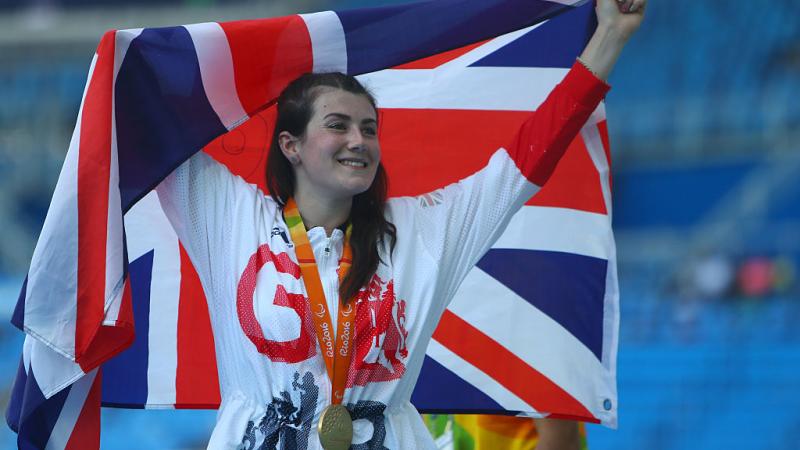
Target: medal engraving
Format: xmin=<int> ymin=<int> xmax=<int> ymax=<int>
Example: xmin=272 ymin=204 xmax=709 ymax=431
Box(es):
xmin=317 ymin=404 xmax=353 ymax=450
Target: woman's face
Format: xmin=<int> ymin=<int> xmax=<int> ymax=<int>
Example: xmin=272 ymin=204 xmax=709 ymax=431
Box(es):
xmin=283 ymin=88 xmax=380 ymax=202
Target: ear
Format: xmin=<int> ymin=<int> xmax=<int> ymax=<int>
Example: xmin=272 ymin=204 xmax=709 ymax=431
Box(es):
xmin=278 ymin=131 xmax=301 ymax=165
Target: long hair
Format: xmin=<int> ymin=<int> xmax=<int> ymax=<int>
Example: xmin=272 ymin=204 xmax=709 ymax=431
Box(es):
xmin=265 ymin=72 xmax=397 ymax=304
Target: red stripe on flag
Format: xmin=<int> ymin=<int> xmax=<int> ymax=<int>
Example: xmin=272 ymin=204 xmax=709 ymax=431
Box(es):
xmin=204 ymin=108 xmax=607 ymax=215
xmin=393 ymin=39 xmax=488 ymax=69
xmin=176 ymin=244 xmax=221 ymax=408
xmin=64 ymin=370 xmax=102 ymax=450
xmin=530 ymin=132 xmax=607 ymax=214
xmin=221 ymin=16 xmax=313 ymax=116
xmin=380 ymin=108 xmax=607 ymax=214
xmin=78 ymin=280 xmax=135 ymax=372
xmin=116 ymin=277 xmax=134 ymax=328
xmin=203 ymin=106 xmax=276 ymax=191
xmin=433 ymin=310 xmax=598 ymax=421
xmin=76 ymin=30 xmax=116 ymax=365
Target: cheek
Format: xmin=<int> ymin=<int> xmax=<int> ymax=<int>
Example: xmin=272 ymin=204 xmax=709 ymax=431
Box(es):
xmin=302 ymin=137 xmax=338 ymax=165
xmin=372 ymin=144 xmax=382 ymax=163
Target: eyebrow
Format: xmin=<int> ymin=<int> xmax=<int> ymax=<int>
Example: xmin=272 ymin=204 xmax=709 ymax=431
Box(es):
xmin=323 ymin=112 xmax=377 ymax=125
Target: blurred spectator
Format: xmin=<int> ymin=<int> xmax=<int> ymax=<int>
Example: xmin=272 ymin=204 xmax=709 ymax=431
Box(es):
xmin=672 ymin=252 xmax=798 ymax=303
xmin=772 ymin=256 xmax=797 ymax=295
xmin=668 ymin=251 xmax=734 ymax=301
xmin=729 ymin=254 xmax=797 ymax=299
xmin=692 ymin=252 xmax=734 ymax=300
xmin=737 ymin=256 xmax=774 ymax=298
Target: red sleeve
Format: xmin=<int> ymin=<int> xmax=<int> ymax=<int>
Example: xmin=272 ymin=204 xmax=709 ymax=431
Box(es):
xmin=507 ymin=60 xmax=611 ymax=186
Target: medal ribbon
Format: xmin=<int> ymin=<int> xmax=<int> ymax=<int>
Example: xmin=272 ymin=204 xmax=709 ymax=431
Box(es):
xmin=284 ymin=198 xmax=354 ymax=404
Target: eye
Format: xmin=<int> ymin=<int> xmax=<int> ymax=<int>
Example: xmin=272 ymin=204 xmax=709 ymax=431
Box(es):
xmin=326 ymin=121 xmax=346 ymax=131
xmin=362 ymin=126 xmax=377 ymax=137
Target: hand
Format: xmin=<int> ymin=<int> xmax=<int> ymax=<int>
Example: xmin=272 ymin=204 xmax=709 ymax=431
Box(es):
xmin=577 ymin=0 xmax=647 ymax=80
xmin=595 ymin=0 xmax=647 ymax=42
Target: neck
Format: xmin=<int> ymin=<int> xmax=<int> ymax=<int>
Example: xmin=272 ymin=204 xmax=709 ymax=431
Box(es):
xmin=292 ymin=188 xmax=352 ymax=236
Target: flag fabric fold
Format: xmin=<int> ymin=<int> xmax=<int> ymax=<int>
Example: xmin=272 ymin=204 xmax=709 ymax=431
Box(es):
xmin=8 ymin=0 xmax=619 ymax=447
xmin=6 ymin=337 xmax=103 ymax=450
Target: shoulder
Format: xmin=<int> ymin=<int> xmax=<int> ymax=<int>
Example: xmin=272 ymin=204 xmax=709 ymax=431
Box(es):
xmin=385 ymin=189 xmax=450 ymax=217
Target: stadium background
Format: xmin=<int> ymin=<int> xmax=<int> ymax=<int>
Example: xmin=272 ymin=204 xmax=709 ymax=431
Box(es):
xmin=1 ymin=0 xmax=798 ymax=448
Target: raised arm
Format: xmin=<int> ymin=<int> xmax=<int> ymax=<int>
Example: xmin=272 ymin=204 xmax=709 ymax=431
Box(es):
xmin=579 ymin=0 xmax=647 ymax=81
xmin=394 ymin=0 xmax=646 ymax=310
xmin=510 ymin=0 xmax=646 ymax=186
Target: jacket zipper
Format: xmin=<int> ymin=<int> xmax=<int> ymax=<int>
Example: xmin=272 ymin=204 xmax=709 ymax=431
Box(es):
xmin=322 ymin=235 xmax=337 ymax=337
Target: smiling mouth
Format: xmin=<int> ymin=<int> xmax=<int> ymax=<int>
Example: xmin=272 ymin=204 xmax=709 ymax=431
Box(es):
xmin=337 ymin=158 xmax=368 ymax=168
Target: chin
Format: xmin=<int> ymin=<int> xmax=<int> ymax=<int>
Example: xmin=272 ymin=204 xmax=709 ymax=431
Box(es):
xmin=344 ymin=181 xmax=374 ymax=197
xmin=339 ymin=174 xmax=377 ymax=197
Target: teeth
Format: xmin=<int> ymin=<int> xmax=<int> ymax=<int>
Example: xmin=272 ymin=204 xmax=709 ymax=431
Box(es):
xmin=338 ymin=160 xmax=367 ymax=168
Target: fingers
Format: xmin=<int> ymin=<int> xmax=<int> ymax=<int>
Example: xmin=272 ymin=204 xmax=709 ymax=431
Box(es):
xmin=625 ymin=0 xmax=646 ymax=13
xmin=616 ymin=0 xmax=645 ymax=13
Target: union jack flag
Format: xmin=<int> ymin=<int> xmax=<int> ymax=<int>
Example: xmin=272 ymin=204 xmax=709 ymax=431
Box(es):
xmin=6 ymin=0 xmax=618 ymax=447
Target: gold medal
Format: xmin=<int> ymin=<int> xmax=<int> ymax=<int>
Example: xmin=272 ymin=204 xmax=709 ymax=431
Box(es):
xmin=317 ymin=404 xmax=353 ymax=450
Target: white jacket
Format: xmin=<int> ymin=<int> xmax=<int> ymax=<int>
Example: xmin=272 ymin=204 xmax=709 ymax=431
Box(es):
xmin=156 ymin=62 xmax=608 ymax=450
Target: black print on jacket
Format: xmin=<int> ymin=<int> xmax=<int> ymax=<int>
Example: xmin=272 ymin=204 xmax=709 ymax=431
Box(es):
xmin=240 ymin=371 xmax=319 ymax=450
xmin=347 ymin=400 xmax=389 ymax=450
xmin=271 ymin=227 xmax=292 ymax=247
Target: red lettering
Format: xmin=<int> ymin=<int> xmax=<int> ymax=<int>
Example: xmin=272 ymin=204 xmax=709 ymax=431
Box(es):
xmin=346 ymin=275 xmax=409 ymax=387
xmin=237 ymin=243 xmax=316 ymax=363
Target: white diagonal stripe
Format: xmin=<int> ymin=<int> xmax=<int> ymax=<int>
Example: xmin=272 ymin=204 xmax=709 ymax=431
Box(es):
xmin=27 ymin=335 xmax=85 ymax=399
xmin=361 ymin=66 xmax=569 ymax=111
xmin=185 ymin=22 xmax=249 ymax=130
xmin=447 ymin=268 xmax=616 ymax=423
xmin=301 ymin=11 xmax=347 ymax=73
xmin=426 ymin=339 xmax=537 ymax=413
xmin=45 ymin=369 xmax=98 ymax=450
xmin=358 ymin=16 xmax=577 ymax=112
xmin=493 ymin=205 xmax=612 ymax=260
xmin=437 ymin=26 xmax=542 ymax=71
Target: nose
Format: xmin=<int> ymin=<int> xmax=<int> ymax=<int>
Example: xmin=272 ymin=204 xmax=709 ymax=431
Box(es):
xmin=349 ymin=143 xmax=368 ymax=153
xmin=347 ymin=127 xmax=368 ymax=153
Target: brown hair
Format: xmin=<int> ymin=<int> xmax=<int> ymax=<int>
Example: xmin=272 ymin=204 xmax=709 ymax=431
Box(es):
xmin=265 ymin=72 xmax=397 ymax=303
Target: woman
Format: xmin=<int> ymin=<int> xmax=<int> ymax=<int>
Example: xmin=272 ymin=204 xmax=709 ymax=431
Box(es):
xmin=156 ymin=0 xmax=645 ymax=448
